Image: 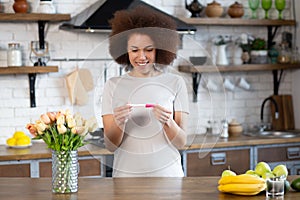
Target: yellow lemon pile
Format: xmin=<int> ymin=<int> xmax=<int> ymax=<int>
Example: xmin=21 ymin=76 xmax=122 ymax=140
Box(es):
xmin=6 ymin=131 xmax=31 ymax=146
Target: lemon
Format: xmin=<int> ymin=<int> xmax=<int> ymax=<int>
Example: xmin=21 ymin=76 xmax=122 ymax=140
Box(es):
xmin=13 ymin=131 xmax=26 ymax=139
xmin=6 ymin=137 xmax=16 ymax=146
xmin=16 ymin=135 xmax=31 ymax=146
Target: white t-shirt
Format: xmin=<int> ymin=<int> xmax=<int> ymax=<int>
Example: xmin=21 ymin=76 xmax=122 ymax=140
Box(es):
xmin=101 ymin=72 xmax=189 ymax=177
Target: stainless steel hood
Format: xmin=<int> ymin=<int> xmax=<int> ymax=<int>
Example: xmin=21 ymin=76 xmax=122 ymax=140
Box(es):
xmin=59 ymin=0 xmax=196 ymax=34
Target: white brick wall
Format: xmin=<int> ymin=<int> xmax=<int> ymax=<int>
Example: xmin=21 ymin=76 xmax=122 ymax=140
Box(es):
xmin=0 ymin=0 xmax=296 ymax=144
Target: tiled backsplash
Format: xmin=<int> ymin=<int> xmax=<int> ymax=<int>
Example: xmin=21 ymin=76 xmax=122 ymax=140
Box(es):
xmin=0 ymin=0 xmax=295 ymax=144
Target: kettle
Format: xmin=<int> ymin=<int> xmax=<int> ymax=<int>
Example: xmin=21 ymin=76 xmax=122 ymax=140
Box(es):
xmin=185 ymin=0 xmax=203 ymax=18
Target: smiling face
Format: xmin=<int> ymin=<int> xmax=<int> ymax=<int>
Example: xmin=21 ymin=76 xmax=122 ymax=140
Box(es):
xmin=127 ymin=33 xmax=156 ymax=77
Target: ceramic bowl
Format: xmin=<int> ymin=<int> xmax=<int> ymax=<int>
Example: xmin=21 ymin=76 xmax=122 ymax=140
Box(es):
xmin=189 ymin=56 xmax=207 ymax=65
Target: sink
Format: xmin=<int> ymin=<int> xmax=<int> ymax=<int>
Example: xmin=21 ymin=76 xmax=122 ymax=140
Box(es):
xmin=244 ymin=130 xmax=300 ymax=138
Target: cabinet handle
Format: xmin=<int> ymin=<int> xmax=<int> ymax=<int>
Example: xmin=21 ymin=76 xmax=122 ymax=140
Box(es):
xmin=287 ymin=147 xmax=300 ymax=159
xmin=211 ymin=152 xmax=226 ymax=165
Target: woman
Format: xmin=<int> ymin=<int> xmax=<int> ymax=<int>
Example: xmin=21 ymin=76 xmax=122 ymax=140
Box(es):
xmin=101 ymin=5 xmax=189 ymax=177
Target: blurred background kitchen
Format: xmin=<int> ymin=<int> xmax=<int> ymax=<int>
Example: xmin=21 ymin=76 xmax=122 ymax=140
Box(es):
xmin=0 ymin=0 xmax=299 ymax=144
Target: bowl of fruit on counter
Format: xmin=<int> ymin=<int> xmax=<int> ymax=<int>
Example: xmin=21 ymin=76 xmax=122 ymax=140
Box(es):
xmin=6 ymin=131 xmax=32 ymax=148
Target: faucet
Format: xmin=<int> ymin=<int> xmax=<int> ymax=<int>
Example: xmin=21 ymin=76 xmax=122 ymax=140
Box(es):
xmin=260 ymin=96 xmax=279 ymax=132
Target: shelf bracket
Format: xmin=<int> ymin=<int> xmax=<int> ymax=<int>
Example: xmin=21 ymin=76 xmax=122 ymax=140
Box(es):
xmin=29 ymin=73 xmax=37 ymax=107
xmin=38 ymin=21 xmax=46 ymax=49
xmin=272 ymin=69 xmax=283 ymax=95
xmin=192 ymin=73 xmax=201 ymax=102
xmin=267 ymin=25 xmax=279 ymax=49
xmin=27 ymin=21 xmax=47 ymax=108
xmin=268 ymin=25 xmax=282 ymax=96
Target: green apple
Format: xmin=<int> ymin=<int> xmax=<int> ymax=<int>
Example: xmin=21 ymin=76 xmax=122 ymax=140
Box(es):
xmin=272 ymin=164 xmax=288 ymax=178
xmin=255 ymin=162 xmax=271 ymax=176
xmin=221 ymin=169 xmax=236 ymax=177
xmin=262 ymin=171 xmax=275 ymax=179
xmin=245 ymin=170 xmax=260 ymax=177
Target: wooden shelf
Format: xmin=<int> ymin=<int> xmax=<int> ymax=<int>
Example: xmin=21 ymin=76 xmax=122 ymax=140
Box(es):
xmin=179 ymin=18 xmax=296 ymax=26
xmin=179 ymin=64 xmax=300 ymax=73
xmin=0 ymin=66 xmax=58 ymax=74
xmin=0 ymin=13 xmax=70 ymax=22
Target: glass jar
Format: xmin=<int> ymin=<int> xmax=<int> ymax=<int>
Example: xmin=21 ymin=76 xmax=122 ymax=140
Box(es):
xmin=277 ymin=42 xmax=291 ymax=64
xmin=37 ymin=0 xmax=56 ymax=14
xmin=7 ymin=43 xmax=22 ymax=67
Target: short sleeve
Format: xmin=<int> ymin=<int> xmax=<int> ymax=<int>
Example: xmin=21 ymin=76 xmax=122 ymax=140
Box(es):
xmin=174 ymin=76 xmax=189 ymax=114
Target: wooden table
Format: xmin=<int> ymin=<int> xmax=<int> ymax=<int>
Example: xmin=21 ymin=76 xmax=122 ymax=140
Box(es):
xmin=0 ymin=176 xmax=299 ymax=200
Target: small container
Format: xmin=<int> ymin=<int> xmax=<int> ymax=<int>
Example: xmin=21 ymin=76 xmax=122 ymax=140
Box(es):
xmin=7 ymin=43 xmax=22 ymax=67
xmin=228 ymin=119 xmax=243 ymax=137
xmin=227 ymin=1 xmax=244 ymax=18
xmin=277 ymin=42 xmax=291 ymax=64
xmin=37 ymin=0 xmax=56 ymax=14
xmin=205 ymin=1 xmax=224 ymax=18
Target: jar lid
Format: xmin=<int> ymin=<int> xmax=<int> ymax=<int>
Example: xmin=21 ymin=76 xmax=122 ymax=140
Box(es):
xmin=229 ymin=119 xmax=241 ymax=126
xmin=230 ymin=1 xmax=243 ymax=8
xmin=207 ymin=1 xmax=221 ymax=6
xmin=8 ymin=43 xmax=20 ymax=47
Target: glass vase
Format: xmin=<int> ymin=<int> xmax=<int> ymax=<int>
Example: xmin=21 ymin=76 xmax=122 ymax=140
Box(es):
xmin=52 ymin=150 xmax=79 ymax=193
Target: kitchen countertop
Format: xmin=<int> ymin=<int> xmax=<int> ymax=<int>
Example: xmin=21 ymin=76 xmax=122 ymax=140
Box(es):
xmin=1 ymin=134 xmax=300 ymax=161
xmin=0 ymin=176 xmax=299 ymax=200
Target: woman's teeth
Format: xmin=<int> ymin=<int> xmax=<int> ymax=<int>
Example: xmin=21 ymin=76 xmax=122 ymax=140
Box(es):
xmin=137 ymin=62 xmax=148 ymax=66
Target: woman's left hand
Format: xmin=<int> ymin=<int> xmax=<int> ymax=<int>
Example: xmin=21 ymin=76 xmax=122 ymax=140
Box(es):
xmin=152 ymin=104 xmax=172 ymax=126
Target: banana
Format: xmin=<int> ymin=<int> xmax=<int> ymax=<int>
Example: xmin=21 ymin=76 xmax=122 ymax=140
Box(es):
xmin=218 ymin=174 xmax=265 ymax=185
xmin=218 ymin=183 xmax=266 ymax=195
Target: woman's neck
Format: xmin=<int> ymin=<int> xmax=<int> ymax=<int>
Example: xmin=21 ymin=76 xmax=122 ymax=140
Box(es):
xmin=129 ymin=68 xmax=162 ymax=78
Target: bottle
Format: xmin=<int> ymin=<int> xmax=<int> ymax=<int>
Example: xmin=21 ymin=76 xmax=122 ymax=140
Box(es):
xmin=220 ymin=119 xmax=229 ymax=138
xmin=37 ymin=0 xmax=56 ymax=14
xmin=7 ymin=43 xmax=22 ymax=67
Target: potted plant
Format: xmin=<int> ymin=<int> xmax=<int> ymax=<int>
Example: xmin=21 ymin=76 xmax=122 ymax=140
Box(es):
xmin=250 ymin=38 xmax=268 ymax=64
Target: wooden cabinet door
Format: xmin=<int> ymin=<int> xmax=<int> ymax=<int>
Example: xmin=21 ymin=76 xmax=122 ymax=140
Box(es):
xmin=39 ymin=157 xmax=102 ymax=177
xmin=257 ymin=145 xmax=300 ymax=162
xmin=0 ymin=163 xmax=30 ymax=177
xmin=257 ymin=144 xmax=300 ymax=175
xmin=186 ymin=148 xmax=250 ymax=177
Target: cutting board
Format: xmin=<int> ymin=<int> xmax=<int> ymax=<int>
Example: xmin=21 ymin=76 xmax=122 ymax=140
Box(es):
xmin=271 ymin=95 xmax=295 ymax=130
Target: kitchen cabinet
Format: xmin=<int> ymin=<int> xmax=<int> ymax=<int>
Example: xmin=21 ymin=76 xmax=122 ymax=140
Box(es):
xmin=0 ymin=13 xmax=70 ymax=107
xmin=0 ymin=162 xmax=30 ymax=177
xmin=183 ymin=146 xmax=251 ymax=176
xmin=178 ymin=18 xmax=300 ymax=101
xmin=255 ymin=143 xmax=300 ymax=175
xmin=39 ymin=156 xmax=102 ymax=177
xmin=0 ymin=155 xmax=104 ymax=178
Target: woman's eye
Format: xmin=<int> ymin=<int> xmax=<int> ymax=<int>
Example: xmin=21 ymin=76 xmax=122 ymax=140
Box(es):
xmin=146 ymin=48 xmax=154 ymax=52
xmin=131 ymin=49 xmax=138 ymax=53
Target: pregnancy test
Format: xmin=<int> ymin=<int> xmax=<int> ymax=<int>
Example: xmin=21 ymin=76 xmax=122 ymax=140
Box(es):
xmin=128 ymin=104 xmax=154 ymax=108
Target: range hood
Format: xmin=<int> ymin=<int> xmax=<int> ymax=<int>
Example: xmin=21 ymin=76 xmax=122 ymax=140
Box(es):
xmin=59 ymin=0 xmax=196 ymax=34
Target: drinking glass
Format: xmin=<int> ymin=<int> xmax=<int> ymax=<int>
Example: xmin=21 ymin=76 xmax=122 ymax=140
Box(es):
xmin=275 ymin=0 xmax=286 ymax=19
xmin=261 ymin=0 xmax=273 ymax=19
xmin=29 ymin=41 xmax=50 ymax=66
xmin=248 ymin=0 xmax=260 ymax=19
xmin=266 ymin=177 xmax=285 ymax=198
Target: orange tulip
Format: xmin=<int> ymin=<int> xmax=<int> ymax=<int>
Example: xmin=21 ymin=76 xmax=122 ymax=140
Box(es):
xmin=26 ymin=123 xmax=38 ymax=137
xmin=47 ymin=112 xmax=56 ymax=122
xmin=40 ymin=113 xmax=51 ymax=125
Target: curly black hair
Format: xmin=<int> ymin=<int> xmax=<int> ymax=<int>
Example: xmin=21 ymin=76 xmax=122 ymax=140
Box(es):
xmin=109 ymin=5 xmax=179 ymax=69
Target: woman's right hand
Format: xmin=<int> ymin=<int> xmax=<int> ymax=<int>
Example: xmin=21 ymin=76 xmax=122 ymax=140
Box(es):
xmin=113 ymin=104 xmax=132 ymax=129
